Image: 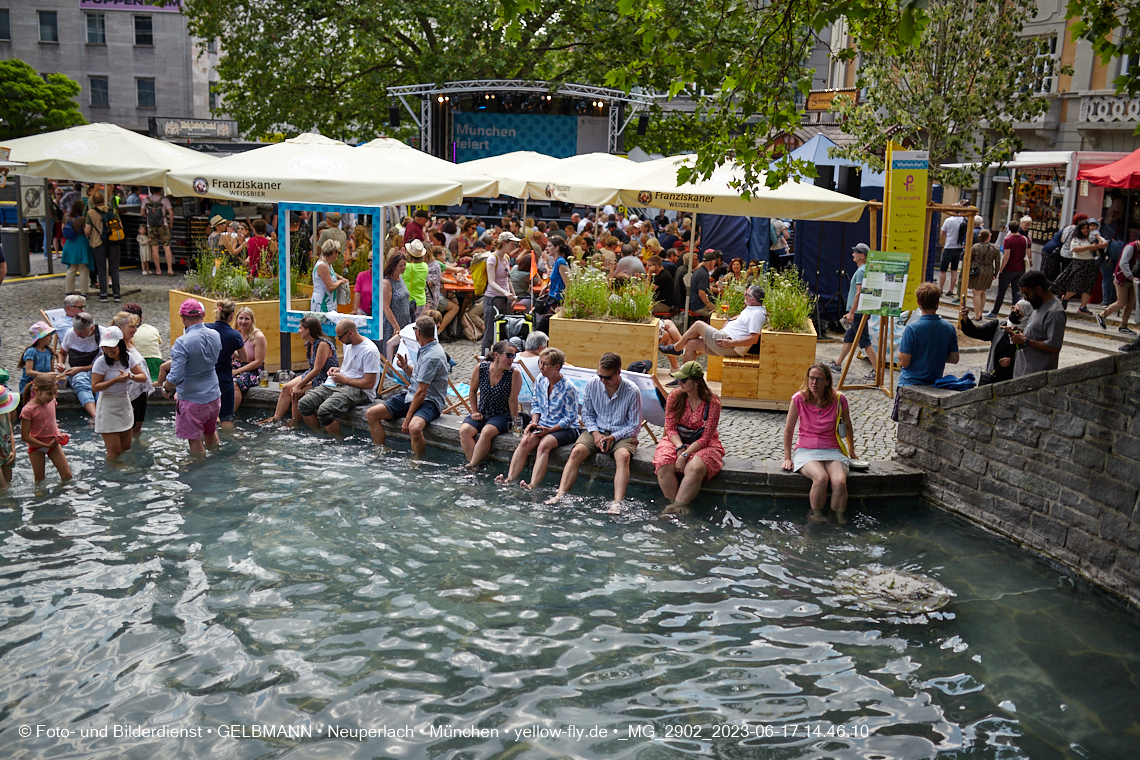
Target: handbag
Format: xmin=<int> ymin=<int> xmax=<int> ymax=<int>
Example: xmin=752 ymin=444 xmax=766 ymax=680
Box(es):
xmin=834 ymin=393 xmax=849 ymax=457
xmin=676 ymin=400 xmax=710 ymax=445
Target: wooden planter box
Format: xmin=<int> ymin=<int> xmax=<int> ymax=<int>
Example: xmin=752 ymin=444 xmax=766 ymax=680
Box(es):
xmin=549 ymin=313 xmax=660 ymax=369
xmin=706 ymin=315 xmax=727 ymax=382
xmin=168 ymin=289 xmax=310 ymax=373
xmin=721 ymin=320 xmax=817 ymax=410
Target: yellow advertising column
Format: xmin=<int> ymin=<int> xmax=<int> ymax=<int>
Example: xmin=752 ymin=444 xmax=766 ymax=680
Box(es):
xmin=882 ymin=142 xmax=930 ymax=311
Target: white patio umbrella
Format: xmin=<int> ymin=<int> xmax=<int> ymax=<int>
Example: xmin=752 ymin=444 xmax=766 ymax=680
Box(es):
xmin=613 ymin=155 xmax=866 ymax=223
xmin=359 ymin=138 xmax=498 ymax=198
xmin=0 ymin=159 xmax=26 ymax=169
xmin=496 ymin=152 xmax=632 ymax=205
xmin=459 ymin=151 xmax=562 ymax=198
xmin=3 ymin=122 xmax=214 ymax=185
xmin=165 ymin=133 xmax=464 ymax=206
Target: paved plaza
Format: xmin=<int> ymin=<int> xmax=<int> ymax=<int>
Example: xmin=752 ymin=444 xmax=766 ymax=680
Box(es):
xmin=1 ymin=254 xmax=1125 ymax=462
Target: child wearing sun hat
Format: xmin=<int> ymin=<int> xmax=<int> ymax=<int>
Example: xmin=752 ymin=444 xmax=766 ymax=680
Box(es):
xmin=20 ymin=321 xmax=58 ymax=398
xmin=0 ymin=371 xmax=19 ymax=488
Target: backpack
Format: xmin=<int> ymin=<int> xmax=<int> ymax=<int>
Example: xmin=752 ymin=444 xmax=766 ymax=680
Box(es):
xmin=469 ymin=251 xmax=491 ymax=297
xmin=61 ymin=220 xmax=76 ymax=241
xmin=145 ymin=197 xmax=166 ymax=228
xmin=101 ymin=209 xmax=125 ymax=242
xmin=956 ymin=217 xmax=969 ymax=247
xmin=1060 ymin=224 xmax=1078 ymax=259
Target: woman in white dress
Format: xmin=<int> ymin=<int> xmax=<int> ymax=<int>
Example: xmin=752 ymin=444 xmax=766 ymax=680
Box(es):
xmin=91 ymin=326 xmax=148 ymax=459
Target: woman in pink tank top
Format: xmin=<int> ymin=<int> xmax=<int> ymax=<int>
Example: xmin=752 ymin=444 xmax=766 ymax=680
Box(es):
xmin=781 ymin=363 xmax=856 ymax=522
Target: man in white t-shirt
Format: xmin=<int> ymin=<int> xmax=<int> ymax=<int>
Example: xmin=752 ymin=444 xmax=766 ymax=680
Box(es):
xmin=938 ymin=213 xmax=969 ymax=298
xmin=298 ymin=320 xmax=380 ymax=437
xmin=661 ymin=284 xmax=768 ymax=364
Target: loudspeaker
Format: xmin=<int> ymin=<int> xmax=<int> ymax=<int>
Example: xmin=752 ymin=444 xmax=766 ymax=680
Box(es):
xmin=814 ymin=166 xmax=835 ymax=191
xmin=837 ymin=166 xmax=861 ymax=197
xmin=388 ymin=106 xmax=400 ymax=128
xmin=637 ymin=114 xmax=649 ymax=135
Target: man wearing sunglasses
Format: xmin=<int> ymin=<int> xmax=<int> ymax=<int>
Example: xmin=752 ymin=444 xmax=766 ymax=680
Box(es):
xmin=299 ymin=320 xmax=380 ymax=438
xmin=367 ymin=315 xmax=450 ymax=456
xmin=546 ymin=352 xmax=642 ymax=512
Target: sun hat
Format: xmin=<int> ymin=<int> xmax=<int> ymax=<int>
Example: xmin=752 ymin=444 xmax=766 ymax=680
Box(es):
xmin=852 ymin=243 xmax=870 ymax=255
xmin=406 ymin=239 xmax=427 ymax=259
xmin=28 ymin=321 xmax=55 ymax=344
xmin=0 ymin=384 xmax=17 ymax=415
xmin=497 ymin=231 xmax=522 ymax=244
xmin=671 ymin=361 xmax=705 ymax=381
xmin=179 ymin=298 xmax=206 ymax=317
xmin=99 ymin=326 xmax=124 ymax=347
xmin=209 ymin=214 xmax=227 ymax=227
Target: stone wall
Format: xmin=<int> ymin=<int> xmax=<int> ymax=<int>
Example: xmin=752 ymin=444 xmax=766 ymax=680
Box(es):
xmin=895 ymin=350 xmax=1140 ymax=608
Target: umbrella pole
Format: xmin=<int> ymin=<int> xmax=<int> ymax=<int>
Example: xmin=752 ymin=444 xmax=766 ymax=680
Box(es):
xmin=684 ymin=220 xmax=696 ymax=331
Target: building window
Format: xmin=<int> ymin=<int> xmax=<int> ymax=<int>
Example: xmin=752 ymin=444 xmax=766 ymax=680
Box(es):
xmin=1029 ymin=35 xmax=1058 ymax=95
xmin=90 ymin=76 xmax=109 ymax=108
xmin=209 ymin=81 xmax=218 ymax=112
xmin=206 ymin=38 xmax=216 ymax=53
xmin=38 ymin=10 xmax=58 ymax=43
xmin=134 ymin=15 xmax=153 ymax=46
xmin=86 ymin=13 xmax=105 ymax=45
xmin=0 ymin=9 xmax=11 ymax=42
xmin=137 ymin=78 xmax=155 ymax=109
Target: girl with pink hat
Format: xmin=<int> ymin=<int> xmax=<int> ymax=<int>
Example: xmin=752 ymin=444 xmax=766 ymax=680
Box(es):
xmin=20 ymin=322 xmax=58 ymax=399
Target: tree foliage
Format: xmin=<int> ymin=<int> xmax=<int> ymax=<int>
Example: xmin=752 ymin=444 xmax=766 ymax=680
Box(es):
xmin=831 ymin=0 xmax=1053 ymax=187
xmin=1067 ymin=0 xmax=1139 ymax=119
xmin=182 ymin=0 xmax=732 ymax=143
xmin=0 ymin=59 xmax=85 ymax=141
xmin=601 ymin=0 xmax=929 ymax=194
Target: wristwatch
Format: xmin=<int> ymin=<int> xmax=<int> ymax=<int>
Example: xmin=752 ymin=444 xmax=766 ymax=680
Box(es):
xmin=679 ymin=448 xmax=689 ymax=458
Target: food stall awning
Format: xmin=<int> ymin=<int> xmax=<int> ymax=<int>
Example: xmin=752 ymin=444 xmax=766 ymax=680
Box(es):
xmin=3 ymin=122 xmax=215 ymax=185
xmin=1075 ymin=147 xmax=1140 ymax=189
xmin=165 ymin=133 xmax=464 ymax=206
xmin=942 ymin=151 xmax=1074 ymax=171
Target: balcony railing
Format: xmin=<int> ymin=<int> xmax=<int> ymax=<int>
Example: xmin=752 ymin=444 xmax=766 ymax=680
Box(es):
xmin=1079 ymin=93 xmax=1140 ymax=126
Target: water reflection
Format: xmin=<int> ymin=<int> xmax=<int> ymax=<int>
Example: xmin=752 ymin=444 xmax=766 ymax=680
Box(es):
xmin=0 ymin=411 xmax=1137 ymax=760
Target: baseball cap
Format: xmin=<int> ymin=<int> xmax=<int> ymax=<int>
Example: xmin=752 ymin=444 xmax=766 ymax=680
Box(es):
xmin=179 ymin=298 xmax=206 ymax=317
xmin=852 ymin=243 xmax=870 ymax=255
xmin=99 ymin=326 xmax=124 ymax=347
xmin=702 ymin=250 xmax=718 ymax=261
xmin=671 ymin=361 xmax=705 ymax=381
xmin=414 ymin=209 xmax=430 ymax=220
xmin=497 ymin=231 xmax=521 ymax=244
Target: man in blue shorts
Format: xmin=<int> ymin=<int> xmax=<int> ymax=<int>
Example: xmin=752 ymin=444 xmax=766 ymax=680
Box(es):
xmin=368 ymin=314 xmax=450 ymax=456
xmin=828 ymin=243 xmax=878 ymax=380
xmin=893 ymin=282 xmax=959 ymax=421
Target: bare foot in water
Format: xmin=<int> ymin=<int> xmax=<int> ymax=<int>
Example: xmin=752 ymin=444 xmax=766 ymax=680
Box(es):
xmin=544 ymin=493 xmax=564 ymax=506
xmin=606 ymin=501 xmax=622 ymax=514
xmin=519 ymin=480 xmax=532 ymax=491
xmin=660 ymin=501 xmax=691 ymax=516
xmin=494 ymin=474 xmax=508 ymax=485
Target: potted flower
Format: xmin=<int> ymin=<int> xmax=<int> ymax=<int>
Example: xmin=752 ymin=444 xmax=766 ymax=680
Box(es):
xmin=548 ymin=267 xmax=661 ymax=368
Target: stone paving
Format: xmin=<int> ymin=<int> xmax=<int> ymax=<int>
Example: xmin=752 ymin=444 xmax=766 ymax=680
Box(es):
xmin=0 ymin=252 xmax=1122 ymax=461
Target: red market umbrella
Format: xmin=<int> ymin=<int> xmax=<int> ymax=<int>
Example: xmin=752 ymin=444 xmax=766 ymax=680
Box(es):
xmin=1076 ymin=147 xmax=1140 ymax=189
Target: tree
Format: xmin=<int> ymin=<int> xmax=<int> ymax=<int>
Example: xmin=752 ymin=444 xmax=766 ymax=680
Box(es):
xmin=831 ymin=0 xmax=1053 ymax=186
xmin=0 ymin=59 xmax=85 ymax=141
xmin=1067 ymin=0 xmax=1140 ymax=133
xmin=593 ymin=0 xmax=928 ymax=193
xmin=182 ymin=0 xmax=732 ymax=144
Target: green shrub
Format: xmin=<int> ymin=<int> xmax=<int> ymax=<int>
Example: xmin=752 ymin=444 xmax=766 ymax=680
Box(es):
xmin=763 ymin=268 xmax=815 ymax=333
xmin=561 ymin=266 xmax=654 ymax=323
xmin=713 ymin=275 xmax=748 ymax=317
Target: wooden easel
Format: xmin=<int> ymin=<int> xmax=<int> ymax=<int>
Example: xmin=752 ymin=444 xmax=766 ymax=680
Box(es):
xmin=837 ymin=203 xmax=895 ymax=398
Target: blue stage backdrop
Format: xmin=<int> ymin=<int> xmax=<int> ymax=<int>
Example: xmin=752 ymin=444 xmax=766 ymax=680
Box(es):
xmin=453 ymin=114 xmax=578 ymax=161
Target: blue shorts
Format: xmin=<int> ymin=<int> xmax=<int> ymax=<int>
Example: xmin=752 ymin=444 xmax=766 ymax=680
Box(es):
xmin=844 ymin=322 xmax=872 ymax=349
xmin=383 ymin=395 xmax=441 ymax=425
xmin=69 ymin=370 xmax=97 ymax=407
xmin=462 ymin=414 xmax=513 ymax=435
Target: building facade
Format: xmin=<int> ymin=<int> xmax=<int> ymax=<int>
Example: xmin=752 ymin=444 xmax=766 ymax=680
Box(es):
xmin=0 ymin=0 xmax=220 ymax=133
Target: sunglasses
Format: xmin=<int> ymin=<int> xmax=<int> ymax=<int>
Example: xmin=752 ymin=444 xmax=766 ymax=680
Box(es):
xmin=597 ymin=372 xmax=618 ymax=383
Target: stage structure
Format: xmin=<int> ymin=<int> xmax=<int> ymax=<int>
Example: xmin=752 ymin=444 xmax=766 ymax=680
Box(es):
xmin=387 ymin=80 xmax=658 ymax=160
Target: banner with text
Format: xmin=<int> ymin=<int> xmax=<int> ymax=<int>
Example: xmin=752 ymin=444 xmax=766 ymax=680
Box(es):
xmin=452 ymin=114 xmax=577 ymax=162
xmin=882 ymin=143 xmax=929 ymax=312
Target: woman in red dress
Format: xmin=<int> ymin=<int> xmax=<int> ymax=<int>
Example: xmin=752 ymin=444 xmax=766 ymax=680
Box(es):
xmin=654 ymin=361 xmax=725 ymax=516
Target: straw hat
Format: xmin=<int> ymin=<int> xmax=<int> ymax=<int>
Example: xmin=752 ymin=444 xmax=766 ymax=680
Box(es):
xmin=406 ymin=239 xmax=427 ymax=259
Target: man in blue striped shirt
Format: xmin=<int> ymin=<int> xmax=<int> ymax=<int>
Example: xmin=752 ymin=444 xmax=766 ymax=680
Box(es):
xmin=546 ymin=352 xmax=642 ymax=512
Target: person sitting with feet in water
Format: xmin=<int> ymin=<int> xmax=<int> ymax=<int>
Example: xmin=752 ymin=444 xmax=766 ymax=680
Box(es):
xmin=654 ymin=361 xmax=725 ymax=516
xmin=782 ymin=363 xmax=855 ymax=524
xmin=459 ymin=340 xmax=521 ymax=469
xmin=546 ymin=352 xmax=641 ymax=512
xmin=497 ymin=347 xmax=580 ymax=490
xmin=299 ymin=320 xmax=380 ymax=438
xmin=367 ymin=315 xmax=450 ymax=456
